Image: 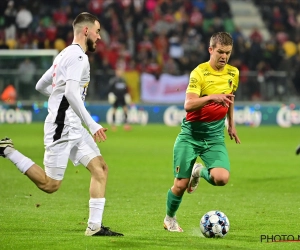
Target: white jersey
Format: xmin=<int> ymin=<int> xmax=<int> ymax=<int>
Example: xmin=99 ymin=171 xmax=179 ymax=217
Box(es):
xmin=45 ymin=44 xmax=90 ymax=127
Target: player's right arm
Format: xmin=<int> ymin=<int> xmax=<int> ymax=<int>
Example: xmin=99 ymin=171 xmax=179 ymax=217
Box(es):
xmin=184 ymin=69 xmax=234 ymax=112
xmin=35 ymin=65 xmax=53 ymax=96
xmin=65 ymin=79 xmax=107 ymax=142
xmin=64 ymin=53 xmax=106 ymax=142
xmin=185 ymin=93 xmax=234 ymax=112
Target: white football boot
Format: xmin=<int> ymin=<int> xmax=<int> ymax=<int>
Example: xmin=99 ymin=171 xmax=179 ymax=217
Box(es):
xmin=186 ymin=163 xmax=204 ymax=194
xmin=0 ymin=138 xmax=14 ymax=158
xmin=163 ymin=216 xmax=183 ymax=232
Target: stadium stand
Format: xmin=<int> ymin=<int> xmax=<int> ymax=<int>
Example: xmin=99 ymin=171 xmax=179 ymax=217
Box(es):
xmin=0 ymin=0 xmax=299 ymax=101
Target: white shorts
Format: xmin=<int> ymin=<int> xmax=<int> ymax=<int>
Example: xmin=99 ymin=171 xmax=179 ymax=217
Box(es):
xmin=43 ymin=123 xmax=101 ymax=180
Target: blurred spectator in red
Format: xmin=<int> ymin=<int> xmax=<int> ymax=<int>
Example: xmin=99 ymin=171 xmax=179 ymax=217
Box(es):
xmin=53 ymin=7 xmax=68 ymax=26
xmin=189 ymin=6 xmax=203 ymax=27
xmin=271 ymin=6 xmax=285 ymax=32
xmin=1 ymin=84 xmax=17 ymax=105
xmin=45 ymin=20 xmax=58 ymax=48
xmin=88 ymin=0 xmax=105 ymax=16
xmin=34 ymin=20 xmax=47 ymax=49
xmin=17 ymin=32 xmax=31 ymax=49
xmin=145 ymin=0 xmax=157 ymax=12
xmin=249 ymin=27 xmax=263 ymax=43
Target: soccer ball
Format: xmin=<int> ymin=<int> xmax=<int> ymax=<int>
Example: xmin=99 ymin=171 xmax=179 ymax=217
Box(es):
xmin=200 ymin=210 xmax=230 ymax=238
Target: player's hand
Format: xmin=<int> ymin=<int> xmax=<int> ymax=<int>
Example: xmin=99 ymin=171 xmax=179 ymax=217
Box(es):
xmin=93 ymin=128 xmax=108 ymax=142
xmin=211 ymin=94 xmax=235 ymax=107
xmin=228 ymin=126 xmax=241 ymax=144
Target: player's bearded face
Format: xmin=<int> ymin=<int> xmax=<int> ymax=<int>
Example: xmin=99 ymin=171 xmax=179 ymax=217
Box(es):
xmin=86 ymin=37 xmax=95 ymax=52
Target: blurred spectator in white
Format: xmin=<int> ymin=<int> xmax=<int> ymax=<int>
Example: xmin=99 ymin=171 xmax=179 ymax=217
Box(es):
xmin=169 ymin=35 xmax=184 ymax=59
xmin=154 ymin=14 xmax=175 ymax=35
xmin=4 ymin=0 xmax=17 ymax=41
xmin=17 ymin=58 xmax=36 ymax=99
xmin=15 ymin=4 xmax=33 ymax=35
xmin=182 ymin=27 xmax=201 ymax=55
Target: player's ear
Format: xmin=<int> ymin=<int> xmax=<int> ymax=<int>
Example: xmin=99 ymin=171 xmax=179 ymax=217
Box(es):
xmin=84 ymin=27 xmax=88 ymax=36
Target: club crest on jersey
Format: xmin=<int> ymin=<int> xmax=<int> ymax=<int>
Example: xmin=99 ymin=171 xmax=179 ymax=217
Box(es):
xmin=78 ymin=56 xmax=83 ymax=61
xmin=228 ymin=79 xmax=232 ymax=88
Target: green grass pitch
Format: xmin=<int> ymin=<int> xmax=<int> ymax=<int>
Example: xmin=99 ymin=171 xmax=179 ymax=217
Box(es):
xmin=0 ymin=123 xmax=299 ymax=250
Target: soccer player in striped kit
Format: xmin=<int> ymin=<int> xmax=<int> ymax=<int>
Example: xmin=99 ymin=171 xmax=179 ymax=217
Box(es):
xmin=164 ymin=32 xmax=241 ymax=232
xmin=0 ymin=12 xmax=123 ymax=237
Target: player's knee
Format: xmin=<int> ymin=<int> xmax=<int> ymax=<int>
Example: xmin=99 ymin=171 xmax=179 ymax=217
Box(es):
xmin=214 ymin=178 xmax=229 ymax=186
xmin=87 ymin=156 xmax=108 ymax=181
xmin=172 ymin=178 xmax=189 ymax=195
xmin=94 ymin=164 xmax=108 ymax=181
xmin=210 ymin=168 xmax=229 ymax=186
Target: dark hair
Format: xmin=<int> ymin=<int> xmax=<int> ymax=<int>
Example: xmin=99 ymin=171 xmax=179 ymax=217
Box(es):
xmin=210 ymin=32 xmax=233 ymax=48
xmin=72 ymin=12 xmax=99 ymax=28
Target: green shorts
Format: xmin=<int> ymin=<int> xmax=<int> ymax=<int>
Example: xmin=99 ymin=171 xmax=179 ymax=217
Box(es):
xmin=173 ymin=134 xmax=230 ymax=178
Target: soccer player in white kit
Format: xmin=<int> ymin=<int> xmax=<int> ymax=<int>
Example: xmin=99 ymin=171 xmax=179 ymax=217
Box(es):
xmin=0 ymin=12 xmax=123 ymax=236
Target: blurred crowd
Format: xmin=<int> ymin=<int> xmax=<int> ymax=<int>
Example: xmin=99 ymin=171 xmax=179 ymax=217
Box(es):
xmin=1 ymin=0 xmax=300 ymax=100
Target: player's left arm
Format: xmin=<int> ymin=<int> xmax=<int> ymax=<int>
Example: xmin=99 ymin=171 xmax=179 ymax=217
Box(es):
xmin=35 ymin=65 xmax=53 ymax=96
xmin=227 ymin=69 xmax=241 ymax=144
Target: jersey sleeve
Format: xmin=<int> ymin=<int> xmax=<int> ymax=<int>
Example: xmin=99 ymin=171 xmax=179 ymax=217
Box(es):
xmin=233 ymin=69 xmax=239 ymax=92
xmin=65 ymin=53 xmax=87 ymax=82
xmin=186 ymin=69 xmax=203 ymax=96
xmin=35 ymin=65 xmax=53 ymax=96
xmin=65 ymin=79 xmax=102 ymax=135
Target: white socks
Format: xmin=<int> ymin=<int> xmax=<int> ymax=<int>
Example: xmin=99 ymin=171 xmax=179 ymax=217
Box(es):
xmin=5 ymin=149 xmax=34 ymax=174
xmin=88 ymin=198 xmax=106 ymax=230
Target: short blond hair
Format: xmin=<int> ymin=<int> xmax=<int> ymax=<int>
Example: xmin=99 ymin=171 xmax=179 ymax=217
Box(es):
xmin=209 ymin=32 xmax=233 ymax=48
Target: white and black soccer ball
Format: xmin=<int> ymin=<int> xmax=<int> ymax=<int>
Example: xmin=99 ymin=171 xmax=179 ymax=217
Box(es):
xmin=200 ymin=210 xmax=230 ymax=238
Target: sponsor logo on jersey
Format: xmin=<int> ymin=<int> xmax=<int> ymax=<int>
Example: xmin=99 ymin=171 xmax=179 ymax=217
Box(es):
xmin=188 ymin=83 xmax=197 ymax=88
xmin=189 ymin=77 xmax=198 ymax=88
xmin=227 ymin=69 xmax=235 ymax=77
xmin=190 ymin=77 xmax=198 ymax=83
